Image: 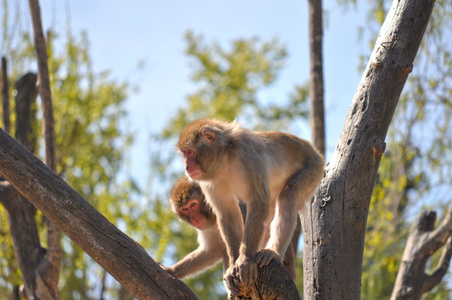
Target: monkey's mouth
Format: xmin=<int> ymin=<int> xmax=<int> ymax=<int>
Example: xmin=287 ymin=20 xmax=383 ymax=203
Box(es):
xmin=191 ymin=216 xmax=206 ymax=229
xmin=186 ymin=169 xmax=201 ymax=179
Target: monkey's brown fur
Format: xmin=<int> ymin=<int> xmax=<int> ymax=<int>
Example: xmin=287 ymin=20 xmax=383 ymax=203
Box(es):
xmin=178 ymin=119 xmax=324 ymax=293
xmin=164 ymin=177 xmax=226 ymax=279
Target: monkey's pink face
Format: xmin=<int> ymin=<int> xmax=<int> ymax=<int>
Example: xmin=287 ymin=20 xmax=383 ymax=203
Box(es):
xmin=182 ymin=148 xmax=202 ymax=180
xmin=178 ymin=199 xmax=206 ymax=230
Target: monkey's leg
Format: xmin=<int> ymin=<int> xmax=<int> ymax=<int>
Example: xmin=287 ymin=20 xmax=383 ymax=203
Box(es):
xmin=265 ymin=184 xmax=299 ymax=259
xmin=265 ymin=166 xmax=316 ymax=262
xmin=282 ymin=215 xmax=300 ymax=280
xmin=264 ymin=163 xmax=322 ymax=275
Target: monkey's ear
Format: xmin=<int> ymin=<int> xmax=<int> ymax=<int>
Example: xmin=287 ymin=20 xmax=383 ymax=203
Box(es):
xmin=201 ymin=129 xmax=217 ymax=143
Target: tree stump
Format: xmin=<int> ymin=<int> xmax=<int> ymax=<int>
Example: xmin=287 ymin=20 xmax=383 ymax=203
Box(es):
xmin=232 ymin=259 xmax=301 ymax=300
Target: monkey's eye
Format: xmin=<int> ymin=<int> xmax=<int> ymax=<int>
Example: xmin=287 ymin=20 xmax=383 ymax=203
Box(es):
xmin=183 ymin=149 xmax=195 ymax=158
xmin=190 ymin=202 xmax=196 ymax=208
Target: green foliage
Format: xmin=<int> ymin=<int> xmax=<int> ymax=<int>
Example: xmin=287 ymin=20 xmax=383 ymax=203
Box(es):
xmin=45 ymin=30 xmax=135 ymax=299
xmin=51 ymin=31 xmax=139 ymax=299
xmin=1 ymin=0 xmax=35 ymax=78
xmin=295 ymin=253 xmax=304 ymax=296
xmin=254 ymin=83 xmax=309 ymax=131
xmin=162 ymin=31 xmax=298 ymax=138
xmin=362 ymin=140 xmax=420 ymax=298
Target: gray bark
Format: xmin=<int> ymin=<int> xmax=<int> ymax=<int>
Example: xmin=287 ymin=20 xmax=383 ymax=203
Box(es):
xmin=28 ymin=1 xmax=62 ymax=297
xmin=308 ymin=0 xmax=325 ymax=156
xmin=301 ymin=0 xmax=435 ymax=299
xmin=27 ymin=0 xmax=57 ymax=171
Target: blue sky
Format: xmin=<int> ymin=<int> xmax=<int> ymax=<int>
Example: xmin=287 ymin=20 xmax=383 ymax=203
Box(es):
xmin=33 ymin=0 xmax=371 ymax=187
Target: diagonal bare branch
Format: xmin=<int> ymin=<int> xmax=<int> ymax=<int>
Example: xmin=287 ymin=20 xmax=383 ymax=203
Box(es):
xmin=422 ymin=236 xmax=452 ymax=294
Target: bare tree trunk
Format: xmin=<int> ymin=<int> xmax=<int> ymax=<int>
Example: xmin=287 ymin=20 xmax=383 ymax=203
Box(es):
xmin=27 ymin=1 xmax=61 ymax=298
xmin=1 ymin=56 xmax=10 ymax=133
xmin=100 ymin=270 xmax=107 ymax=300
xmin=15 ymin=73 xmax=38 ymax=152
xmin=301 ymin=0 xmax=435 ymax=299
xmin=308 ymin=0 xmax=325 ymax=156
xmin=27 ymin=0 xmax=56 ymax=170
xmin=296 ymin=2 xmax=326 ymax=290
xmin=391 ymin=204 xmax=452 ymax=300
xmin=12 ymin=285 xmax=21 ymax=300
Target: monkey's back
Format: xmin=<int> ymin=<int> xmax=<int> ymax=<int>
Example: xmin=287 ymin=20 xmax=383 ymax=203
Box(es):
xmin=255 ymin=131 xmax=321 ymax=166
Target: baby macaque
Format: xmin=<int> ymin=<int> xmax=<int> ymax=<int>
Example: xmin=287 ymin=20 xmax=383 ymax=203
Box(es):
xmin=177 ymin=119 xmax=324 ymax=294
xmin=163 ymin=176 xmax=227 ymax=278
xmin=164 ymin=177 xmax=299 ymax=280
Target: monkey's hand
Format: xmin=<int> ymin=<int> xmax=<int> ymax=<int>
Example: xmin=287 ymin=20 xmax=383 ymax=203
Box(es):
xmin=224 ymin=265 xmax=240 ymax=295
xmin=255 ymin=248 xmax=281 ymax=267
xmin=162 ymin=266 xmax=177 ymax=277
xmin=236 ymin=254 xmax=258 ymax=287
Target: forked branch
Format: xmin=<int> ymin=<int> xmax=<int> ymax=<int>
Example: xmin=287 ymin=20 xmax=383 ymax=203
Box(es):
xmin=391 ymin=201 xmax=452 ymax=300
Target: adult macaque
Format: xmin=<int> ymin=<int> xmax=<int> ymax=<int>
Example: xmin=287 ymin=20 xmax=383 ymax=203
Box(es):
xmin=177 ymin=119 xmax=324 ymax=294
xmin=164 ymin=177 xmax=299 ymax=280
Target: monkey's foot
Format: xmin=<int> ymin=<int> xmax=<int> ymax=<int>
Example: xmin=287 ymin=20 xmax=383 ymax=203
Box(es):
xmin=236 ymin=254 xmax=258 ymax=287
xmin=162 ymin=266 xmax=176 ymax=277
xmin=224 ymin=265 xmax=240 ymax=295
xmin=255 ymin=249 xmax=281 ymax=267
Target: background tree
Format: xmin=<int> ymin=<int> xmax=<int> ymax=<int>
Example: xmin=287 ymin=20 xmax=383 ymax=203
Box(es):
xmin=0 ymin=69 xmax=44 ymax=298
xmin=308 ymin=0 xmax=325 ymax=156
xmin=29 ymin=1 xmax=61 ymax=297
xmin=0 ymin=1 xmax=138 ymax=298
